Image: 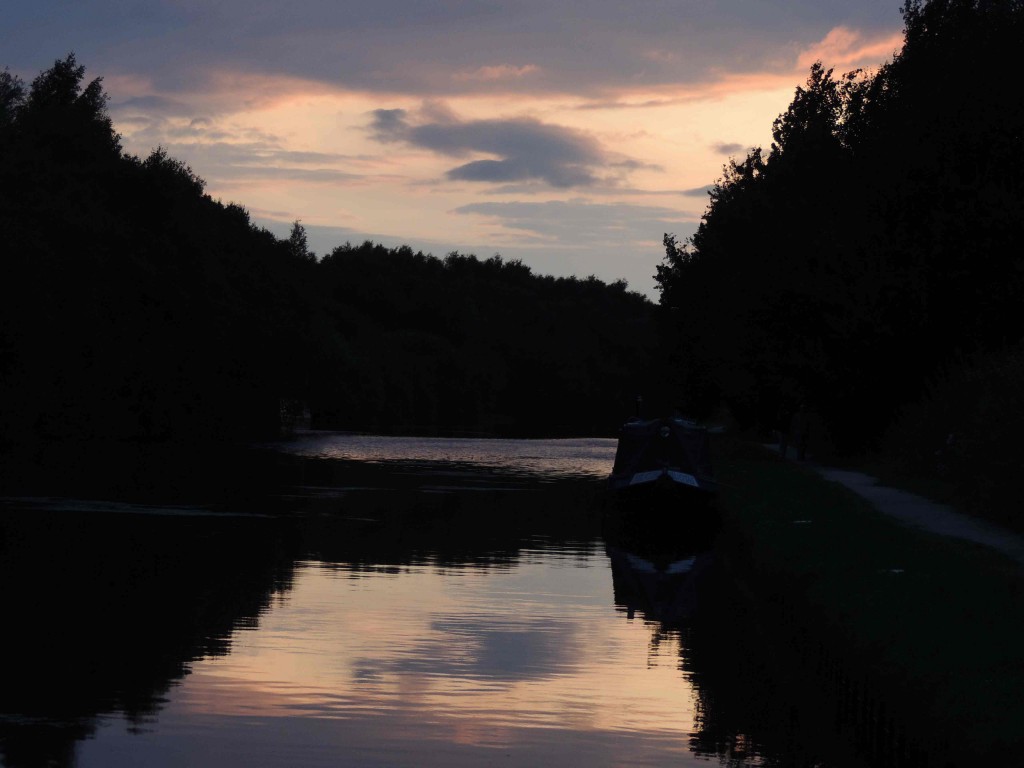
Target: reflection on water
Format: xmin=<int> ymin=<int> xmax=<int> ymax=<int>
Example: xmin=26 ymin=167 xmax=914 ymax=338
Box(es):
xmin=0 ymin=434 xmax=876 ymax=767
xmin=108 ymin=554 xmax=695 ymax=768
xmin=275 ymin=432 xmax=617 ymax=480
xmin=0 ymin=509 xmax=296 ymax=768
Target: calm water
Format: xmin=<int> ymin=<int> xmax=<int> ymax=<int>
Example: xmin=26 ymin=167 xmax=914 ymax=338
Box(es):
xmin=0 ymin=434 xmax=868 ymax=768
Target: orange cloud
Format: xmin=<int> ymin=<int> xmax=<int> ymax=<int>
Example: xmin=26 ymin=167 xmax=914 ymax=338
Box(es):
xmin=570 ymin=70 xmax=802 ymax=110
xmin=797 ymin=26 xmax=903 ymax=71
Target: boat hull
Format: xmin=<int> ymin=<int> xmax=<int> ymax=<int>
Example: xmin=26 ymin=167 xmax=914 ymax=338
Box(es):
xmin=607 ymin=415 xmax=719 ymax=532
xmin=608 ymin=467 xmax=717 ymax=495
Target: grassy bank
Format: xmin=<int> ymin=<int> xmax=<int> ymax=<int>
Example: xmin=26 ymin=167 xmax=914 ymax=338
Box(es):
xmin=712 ymin=437 xmax=1024 ymax=766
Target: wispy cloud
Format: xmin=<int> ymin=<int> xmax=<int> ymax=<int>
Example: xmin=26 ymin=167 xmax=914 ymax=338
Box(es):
xmin=112 ymin=94 xmax=195 ymax=117
xmin=126 ymin=135 xmax=369 ymax=186
xmin=682 ymin=185 xmax=714 ymax=198
xmin=453 ymin=199 xmax=696 ymax=247
xmin=453 ymin=64 xmax=541 ymax=83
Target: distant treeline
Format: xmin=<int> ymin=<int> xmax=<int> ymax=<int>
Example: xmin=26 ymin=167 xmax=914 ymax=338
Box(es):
xmin=0 ymin=55 xmax=660 ymax=443
xmin=656 ymin=0 xmax=1024 ymax=461
xmin=313 ymin=244 xmax=659 ymax=436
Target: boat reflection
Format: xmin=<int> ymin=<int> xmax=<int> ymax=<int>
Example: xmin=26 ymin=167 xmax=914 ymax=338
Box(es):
xmin=602 ymin=525 xmax=814 ymax=767
xmin=607 ymin=546 xmax=714 ymax=627
xmin=602 ymin=518 xmax=905 ymax=768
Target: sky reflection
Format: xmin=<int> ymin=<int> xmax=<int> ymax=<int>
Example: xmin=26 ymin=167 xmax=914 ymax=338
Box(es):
xmin=75 ymin=554 xmax=703 ymax=767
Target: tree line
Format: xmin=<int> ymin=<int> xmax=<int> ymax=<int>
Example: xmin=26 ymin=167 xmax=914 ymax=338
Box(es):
xmin=655 ymin=0 xmax=1024 ymax=457
xmin=0 ymin=55 xmax=661 ymax=444
xmin=653 ymin=0 xmax=1024 ymax=523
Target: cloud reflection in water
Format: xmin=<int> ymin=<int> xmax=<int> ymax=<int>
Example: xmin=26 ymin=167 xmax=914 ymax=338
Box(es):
xmin=75 ymin=556 xmax=702 ymax=766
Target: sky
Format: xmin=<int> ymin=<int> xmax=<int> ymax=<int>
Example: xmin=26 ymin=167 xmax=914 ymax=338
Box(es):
xmin=3 ymin=1 xmax=904 ymax=296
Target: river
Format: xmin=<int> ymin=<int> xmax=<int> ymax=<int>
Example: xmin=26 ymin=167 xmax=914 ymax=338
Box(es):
xmin=0 ymin=433 xmax=873 ymax=767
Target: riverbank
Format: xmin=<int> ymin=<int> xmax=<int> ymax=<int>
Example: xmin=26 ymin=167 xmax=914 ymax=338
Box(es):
xmin=793 ymin=453 xmax=1024 ymax=566
xmin=712 ymin=438 xmax=1024 ymax=766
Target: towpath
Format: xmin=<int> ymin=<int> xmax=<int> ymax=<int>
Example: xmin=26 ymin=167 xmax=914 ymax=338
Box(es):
xmin=765 ymin=444 xmax=1024 ymax=566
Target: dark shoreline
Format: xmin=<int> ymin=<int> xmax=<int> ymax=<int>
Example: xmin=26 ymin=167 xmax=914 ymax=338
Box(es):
xmin=713 ymin=437 xmax=1024 ymax=767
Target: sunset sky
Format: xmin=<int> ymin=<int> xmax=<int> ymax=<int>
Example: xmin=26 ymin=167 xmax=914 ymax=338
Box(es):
xmin=3 ymin=1 xmax=904 ymax=295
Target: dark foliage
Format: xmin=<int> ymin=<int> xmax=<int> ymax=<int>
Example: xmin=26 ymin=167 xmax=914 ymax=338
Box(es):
xmin=312 ymin=244 xmax=661 ymax=436
xmin=1 ymin=55 xmax=314 ymax=440
xmin=655 ymin=0 xmax=1024 ymax=454
xmin=0 ymin=55 xmax=659 ymax=443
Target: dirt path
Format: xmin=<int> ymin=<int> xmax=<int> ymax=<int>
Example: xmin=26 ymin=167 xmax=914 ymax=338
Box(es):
xmin=766 ymin=445 xmax=1024 ymax=566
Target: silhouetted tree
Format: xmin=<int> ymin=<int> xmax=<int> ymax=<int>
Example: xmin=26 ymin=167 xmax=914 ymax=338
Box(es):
xmin=656 ymin=0 xmax=1024 ymax=452
xmin=0 ymin=55 xmax=319 ymax=441
xmin=1 ymin=54 xmax=663 ymax=443
xmin=0 ymin=68 xmax=24 ymax=128
xmin=287 ymin=220 xmax=316 ymax=262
